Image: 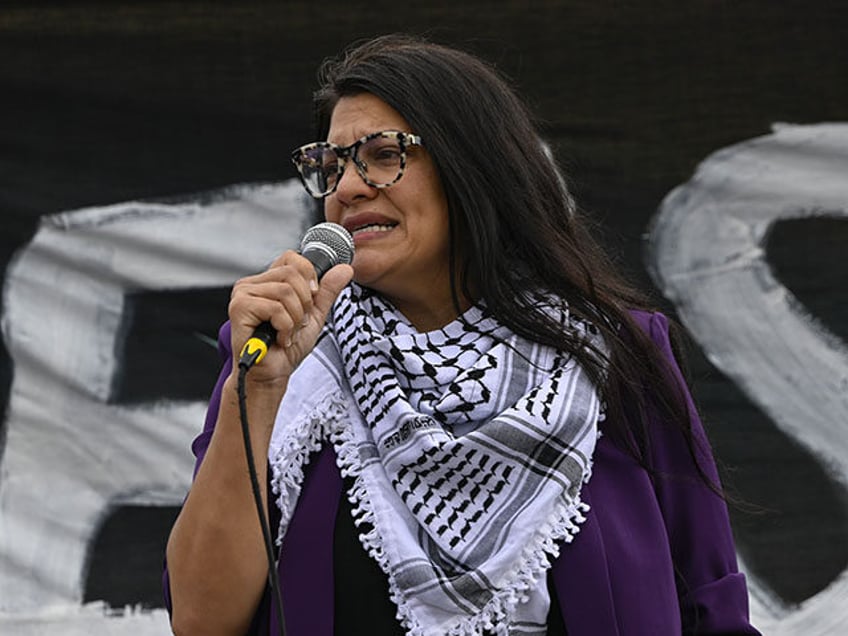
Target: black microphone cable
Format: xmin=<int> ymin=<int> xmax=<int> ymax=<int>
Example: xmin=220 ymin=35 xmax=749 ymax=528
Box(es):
xmin=237 ymin=355 xmax=287 ymax=636
xmin=232 ymin=222 xmax=353 ymax=636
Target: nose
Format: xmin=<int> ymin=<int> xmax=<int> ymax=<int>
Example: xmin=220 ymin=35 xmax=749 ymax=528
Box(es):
xmin=334 ymin=158 xmax=377 ymax=204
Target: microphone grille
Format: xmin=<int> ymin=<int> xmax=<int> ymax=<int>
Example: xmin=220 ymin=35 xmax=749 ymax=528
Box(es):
xmin=300 ymin=222 xmax=355 ymax=266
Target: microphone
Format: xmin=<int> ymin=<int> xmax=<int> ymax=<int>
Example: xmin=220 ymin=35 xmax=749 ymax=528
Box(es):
xmin=238 ymin=222 xmax=354 ymax=369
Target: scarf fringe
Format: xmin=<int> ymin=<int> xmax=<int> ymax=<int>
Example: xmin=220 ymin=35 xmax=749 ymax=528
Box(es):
xmin=331 ymin=415 xmax=592 ymax=636
xmin=269 ymin=389 xmax=351 ymax=545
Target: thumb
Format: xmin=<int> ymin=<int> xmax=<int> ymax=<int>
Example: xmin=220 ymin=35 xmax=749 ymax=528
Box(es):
xmin=312 ymin=263 xmax=354 ymax=316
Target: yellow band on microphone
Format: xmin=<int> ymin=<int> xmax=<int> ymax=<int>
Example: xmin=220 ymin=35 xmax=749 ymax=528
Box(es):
xmin=240 ymin=337 xmax=269 ymax=366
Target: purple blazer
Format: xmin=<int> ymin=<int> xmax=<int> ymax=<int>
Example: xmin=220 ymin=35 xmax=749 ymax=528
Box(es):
xmin=165 ymin=311 xmax=759 ymax=635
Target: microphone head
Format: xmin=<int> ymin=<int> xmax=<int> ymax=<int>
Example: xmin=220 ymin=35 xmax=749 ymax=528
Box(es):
xmin=299 ymin=222 xmax=355 ymax=278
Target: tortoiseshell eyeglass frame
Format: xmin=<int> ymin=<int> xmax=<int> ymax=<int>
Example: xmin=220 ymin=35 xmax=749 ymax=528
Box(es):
xmin=291 ymin=130 xmax=423 ymax=199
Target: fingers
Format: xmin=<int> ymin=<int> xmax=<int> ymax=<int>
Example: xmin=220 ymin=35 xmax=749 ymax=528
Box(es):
xmin=249 ymin=280 xmax=312 ymax=339
xmin=229 ymin=251 xmax=317 ymax=344
xmin=228 ymin=254 xmax=353 ymax=378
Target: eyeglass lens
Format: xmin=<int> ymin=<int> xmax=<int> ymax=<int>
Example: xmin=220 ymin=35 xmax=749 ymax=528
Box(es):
xmin=299 ymin=134 xmax=405 ymax=196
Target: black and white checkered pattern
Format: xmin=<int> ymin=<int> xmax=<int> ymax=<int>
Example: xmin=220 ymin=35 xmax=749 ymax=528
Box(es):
xmin=269 ymin=284 xmax=604 ymax=635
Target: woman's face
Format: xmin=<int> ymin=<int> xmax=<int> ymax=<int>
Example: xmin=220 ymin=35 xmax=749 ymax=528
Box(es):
xmin=323 ymin=93 xmax=453 ymax=316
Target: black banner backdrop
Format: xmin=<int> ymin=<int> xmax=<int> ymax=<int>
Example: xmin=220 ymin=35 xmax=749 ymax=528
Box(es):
xmin=1 ymin=3 xmax=846 ymax=633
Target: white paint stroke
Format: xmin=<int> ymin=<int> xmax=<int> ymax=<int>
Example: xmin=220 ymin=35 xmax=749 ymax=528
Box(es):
xmin=0 ymin=605 xmax=169 ymax=636
xmin=647 ymin=122 xmax=848 ymax=634
xmin=0 ymin=181 xmax=312 ymax=633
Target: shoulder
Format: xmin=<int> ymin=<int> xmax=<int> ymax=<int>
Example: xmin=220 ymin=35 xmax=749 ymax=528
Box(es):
xmin=627 ymin=309 xmax=669 ymax=335
xmin=217 ymin=320 xmax=233 ymax=358
xmin=625 ymin=310 xmax=674 ymax=356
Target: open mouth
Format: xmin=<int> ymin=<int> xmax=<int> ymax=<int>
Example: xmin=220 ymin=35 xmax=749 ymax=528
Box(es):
xmin=351 ymin=222 xmax=398 ymax=237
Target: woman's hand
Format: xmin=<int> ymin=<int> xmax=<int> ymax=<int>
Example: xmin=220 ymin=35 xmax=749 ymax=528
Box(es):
xmin=228 ymin=250 xmax=354 ymax=386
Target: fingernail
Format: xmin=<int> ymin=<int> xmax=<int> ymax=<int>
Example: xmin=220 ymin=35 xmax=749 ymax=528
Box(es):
xmin=301 ymin=315 xmax=310 ymax=327
xmin=309 ymin=279 xmax=319 ymax=293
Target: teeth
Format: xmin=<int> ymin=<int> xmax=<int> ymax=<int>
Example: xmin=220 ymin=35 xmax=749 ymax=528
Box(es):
xmin=353 ymin=223 xmax=395 ymax=235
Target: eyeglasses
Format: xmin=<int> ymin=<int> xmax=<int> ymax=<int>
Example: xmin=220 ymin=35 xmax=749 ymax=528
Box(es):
xmin=291 ymin=130 xmax=423 ymax=198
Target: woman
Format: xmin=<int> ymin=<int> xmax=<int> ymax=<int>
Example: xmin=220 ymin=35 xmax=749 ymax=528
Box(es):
xmin=165 ymin=34 xmax=759 ymax=635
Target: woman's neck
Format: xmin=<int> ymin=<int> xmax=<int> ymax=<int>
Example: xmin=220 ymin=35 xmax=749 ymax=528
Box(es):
xmin=387 ymin=292 xmax=472 ymax=332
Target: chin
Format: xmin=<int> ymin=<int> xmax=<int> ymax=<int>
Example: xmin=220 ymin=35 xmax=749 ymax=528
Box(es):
xmin=350 ymin=258 xmax=385 ymax=287
xmin=351 ymin=269 xmax=378 ymax=289
xmin=351 ymin=271 xmax=394 ymax=300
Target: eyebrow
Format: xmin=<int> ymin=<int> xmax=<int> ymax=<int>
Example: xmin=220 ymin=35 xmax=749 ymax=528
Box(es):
xmin=326 ymin=128 xmax=410 ymax=145
xmin=325 ymin=129 xmax=372 ymax=145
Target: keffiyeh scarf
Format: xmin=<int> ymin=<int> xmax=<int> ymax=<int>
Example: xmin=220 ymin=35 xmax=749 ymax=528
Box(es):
xmin=269 ymin=284 xmax=606 ymax=635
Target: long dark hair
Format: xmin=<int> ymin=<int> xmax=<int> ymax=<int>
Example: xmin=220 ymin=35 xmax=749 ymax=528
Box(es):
xmin=311 ymin=34 xmax=717 ymax=490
